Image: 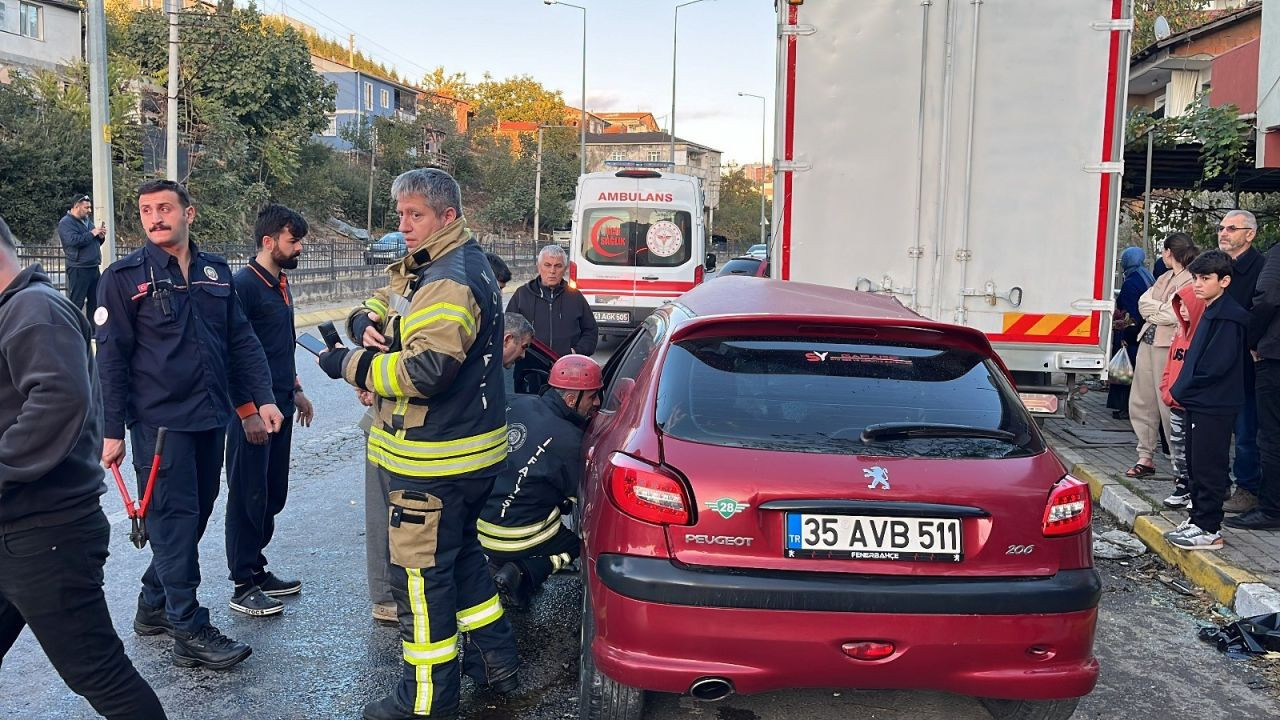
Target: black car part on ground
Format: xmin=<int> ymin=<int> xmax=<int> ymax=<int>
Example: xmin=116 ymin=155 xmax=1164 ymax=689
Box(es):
xmin=1198 ymin=613 xmax=1280 ymax=659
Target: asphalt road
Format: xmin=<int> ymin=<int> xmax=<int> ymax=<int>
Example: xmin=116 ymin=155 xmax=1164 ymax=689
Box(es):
xmin=2 ymin=330 xmax=1278 ymax=719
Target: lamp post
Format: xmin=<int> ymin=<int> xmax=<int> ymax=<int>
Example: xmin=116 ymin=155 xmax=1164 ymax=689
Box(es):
xmin=671 ymin=0 xmax=717 ymax=168
xmin=544 ymin=1 xmax=587 ymax=176
xmin=738 ymin=92 xmax=767 ymax=246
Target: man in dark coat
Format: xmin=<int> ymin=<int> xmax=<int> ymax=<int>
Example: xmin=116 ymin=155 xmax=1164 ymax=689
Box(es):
xmin=506 ymin=244 xmax=597 ymax=357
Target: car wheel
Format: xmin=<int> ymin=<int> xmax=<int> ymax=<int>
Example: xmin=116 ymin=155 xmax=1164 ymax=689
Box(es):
xmin=579 ymin=582 xmax=645 ymax=720
xmin=980 ymin=698 xmax=1080 ymax=720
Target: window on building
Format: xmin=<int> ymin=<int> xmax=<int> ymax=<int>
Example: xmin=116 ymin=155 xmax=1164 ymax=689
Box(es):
xmin=19 ymin=1 xmax=39 ymax=39
xmin=0 ymin=2 xmax=7 ymax=30
xmin=380 ymin=89 xmax=390 ymax=109
xmin=647 ymin=151 xmax=661 ymax=163
xmin=364 ymin=82 xmax=373 ymax=110
xmin=323 ymin=115 xmax=338 ymax=136
xmin=608 ymin=150 xmax=626 ymax=162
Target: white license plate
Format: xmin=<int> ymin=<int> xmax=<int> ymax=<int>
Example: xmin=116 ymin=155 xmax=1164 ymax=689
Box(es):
xmin=785 ymin=514 xmax=962 ymax=562
xmin=593 ymin=311 xmax=630 ymax=323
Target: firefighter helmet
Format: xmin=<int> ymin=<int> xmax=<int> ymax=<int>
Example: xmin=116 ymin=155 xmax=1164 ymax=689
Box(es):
xmin=548 ymin=354 xmax=603 ymax=391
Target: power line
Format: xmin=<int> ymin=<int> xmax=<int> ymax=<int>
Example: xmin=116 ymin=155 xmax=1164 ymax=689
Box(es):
xmin=284 ymin=0 xmax=434 ymax=82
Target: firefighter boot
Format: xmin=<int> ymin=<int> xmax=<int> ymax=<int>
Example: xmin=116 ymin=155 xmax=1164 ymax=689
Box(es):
xmin=362 ymin=695 xmax=456 ymax=720
xmin=133 ymin=594 xmax=173 ymax=637
xmin=492 ymin=562 xmax=530 ymax=611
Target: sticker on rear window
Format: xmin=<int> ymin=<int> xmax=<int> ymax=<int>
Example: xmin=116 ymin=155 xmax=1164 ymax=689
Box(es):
xmin=645 ymin=220 xmax=683 ymax=258
xmin=804 ymin=351 xmax=913 ymax=365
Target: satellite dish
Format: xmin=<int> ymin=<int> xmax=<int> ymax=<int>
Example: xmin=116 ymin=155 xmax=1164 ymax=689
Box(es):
xmin=1154 ymin=15 xmax=1172 ymax=41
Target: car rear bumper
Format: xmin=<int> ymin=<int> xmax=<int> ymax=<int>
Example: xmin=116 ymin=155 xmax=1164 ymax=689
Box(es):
xmin=590 ymin=554 xmax=1100 ymax=699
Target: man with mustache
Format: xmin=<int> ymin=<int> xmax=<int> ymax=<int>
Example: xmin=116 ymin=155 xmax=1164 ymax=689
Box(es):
xmin=223 ymin=205 xmax=315 ymax=617
xmin=96 ymin=180 xmax=281 ymax=670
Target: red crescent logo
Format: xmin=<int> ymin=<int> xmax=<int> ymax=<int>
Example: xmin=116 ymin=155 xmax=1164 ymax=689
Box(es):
xmin=590 ymin=215 xmax=626 ymax=258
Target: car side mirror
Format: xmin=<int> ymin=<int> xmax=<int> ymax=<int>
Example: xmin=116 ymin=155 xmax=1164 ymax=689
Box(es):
xmin=607 ymin=377 xmax=637 ymax=413
xmin=704 ymin=252 xmax=717 ymax=272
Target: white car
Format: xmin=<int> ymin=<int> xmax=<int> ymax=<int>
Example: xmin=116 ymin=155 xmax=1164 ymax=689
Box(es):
xmin=747 ymin=243 xmax=768 ymax=259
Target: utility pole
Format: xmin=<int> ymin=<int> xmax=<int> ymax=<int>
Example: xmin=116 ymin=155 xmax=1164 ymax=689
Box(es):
xmin=366 ymin=122 xmax=377 ymax=236
xmin=87 ymin=0 xmax=116 ymax=266
xmin=534 ymin=127 xmax=544 ymax=244
xmin=166 ymin=0 xmax=179 ymax=180
xmin=348 ymin=33 xmax=356 ymax=66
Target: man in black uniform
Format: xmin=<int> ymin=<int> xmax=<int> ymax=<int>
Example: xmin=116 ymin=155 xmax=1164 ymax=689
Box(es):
xmin=0 ymin=216 xmax=167 ymax=719
xmin=481 ymin=354 xmax=601 ymax=609
xmin=225 ymin=204 xmax=315 ymax=617
xmin=97 ymin=180 xmax=281 ymax=670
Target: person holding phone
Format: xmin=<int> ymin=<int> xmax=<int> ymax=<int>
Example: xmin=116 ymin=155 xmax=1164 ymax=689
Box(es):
xmin=58 ymin=195 xmax=106 ymax=318
xmin=224 ymin=205 xmax=315 ymax=617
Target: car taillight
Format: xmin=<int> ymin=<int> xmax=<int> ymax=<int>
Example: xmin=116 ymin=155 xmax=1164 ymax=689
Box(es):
xmin=1042 ymin=475 xmax=1090 ymax=537
xmin=606 ymin=452 xmax=692 ymax=526
xmin=694 ymin=264 xmax=704 ymax=285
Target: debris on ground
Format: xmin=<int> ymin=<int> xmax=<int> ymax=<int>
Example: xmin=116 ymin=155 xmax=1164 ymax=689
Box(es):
xmin=1093 ymin=529 xmax=1147 ymax=559
xmin=1199 ymin=613 xmax=1280 ymax=660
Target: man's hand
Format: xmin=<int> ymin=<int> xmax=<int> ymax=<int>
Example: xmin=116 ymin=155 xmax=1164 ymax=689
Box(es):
xmin=242 ymin=415 xmax=268 ymax=445
xmin=356 ymin=389 xmax=375 ymax=407
xmin=1253 ymin=350 xmax=1262 ymax=363
xmin=260 ymin=403 xmax=284 ymax=433
xmin=318 ymin=345 xmax=349 ymax=379
xmin=101 ymin=438 xmax=124 ymax=468
xmin=91 ymin=224 xmax=106 ymax=238
xmin=296 ymin=391 xmax=315 ymax=427
xmin=362 ymin=312 xmax=389 ymax=351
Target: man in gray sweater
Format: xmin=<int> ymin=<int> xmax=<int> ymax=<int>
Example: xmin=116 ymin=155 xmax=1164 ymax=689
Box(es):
xmin=0 ymin=216 xmax=166 ymax=719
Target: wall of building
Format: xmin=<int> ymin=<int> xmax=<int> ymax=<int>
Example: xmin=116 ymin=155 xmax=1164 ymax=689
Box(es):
xmin=0 ymin=1 xmax=81 ymax=76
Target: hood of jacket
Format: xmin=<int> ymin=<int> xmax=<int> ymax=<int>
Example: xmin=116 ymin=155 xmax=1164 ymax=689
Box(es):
xmin=525 ymin=275 xmax=568 ymax=302
xmin=0 ymin=265 xmax=51 ymax=308
xmin=1171 ymin=284 xmax=1206 ymax=342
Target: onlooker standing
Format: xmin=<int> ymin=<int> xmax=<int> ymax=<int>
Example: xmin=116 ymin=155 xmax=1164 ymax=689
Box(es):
xmin=486 ymin=252 xmax=512 ymax=290
xmin=1166 ymin=250 xmax=1251 ymax=550
xmin=0 ymin=216 xmax=167 ymax=719
xmin=1126 ymin=233 xmax=1198 ymax=477
xmin=57 ymin=195 xmax=105 ymax=317
xmin=507 ymin=244 xmax=598 ymax=357
xmin=1159 ymin=286 xmax=1206 ymax=509
xmin=1216 ymin=210 xmax=1266 ymax=513
xmin=1228 ymin=227 xmax=1280 ymax=530
xmin=1107 ymin=247 xmax=1153 ymax=419
xmin=224 ymin=205 xmax=315 ymax=617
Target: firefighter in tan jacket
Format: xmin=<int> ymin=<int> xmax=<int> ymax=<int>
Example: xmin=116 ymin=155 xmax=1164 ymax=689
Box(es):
xmin=317 ymin=169 xmax=519 ymax=720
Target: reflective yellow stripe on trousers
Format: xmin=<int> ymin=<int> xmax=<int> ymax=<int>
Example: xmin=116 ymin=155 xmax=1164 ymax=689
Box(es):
xmin=456 ymin=594 xmax=504 ymax=633
xmin=405 ymin=568 xmax=458 ymax=715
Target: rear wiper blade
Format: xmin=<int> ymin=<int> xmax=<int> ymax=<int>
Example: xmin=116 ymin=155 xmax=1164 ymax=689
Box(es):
xmin=861 ymin=422 xmax=1017 ymax=443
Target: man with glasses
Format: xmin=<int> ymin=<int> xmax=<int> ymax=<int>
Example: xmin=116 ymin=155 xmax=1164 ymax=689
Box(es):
xmin=1215 ymin=210 xmax=1267 ymax=515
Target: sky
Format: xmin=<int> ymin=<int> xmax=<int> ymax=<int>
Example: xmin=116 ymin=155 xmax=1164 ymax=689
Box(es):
xmin=255 ymin=0 xmax=777 ymax=165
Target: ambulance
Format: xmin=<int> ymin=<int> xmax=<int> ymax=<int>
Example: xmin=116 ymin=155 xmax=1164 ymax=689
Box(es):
xmin=569 ymin=169 xmax=713 ymax=338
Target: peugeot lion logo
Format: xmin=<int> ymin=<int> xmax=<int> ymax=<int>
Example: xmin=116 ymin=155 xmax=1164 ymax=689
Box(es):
xmin=864 ymin=466 xmax=890 ymax=490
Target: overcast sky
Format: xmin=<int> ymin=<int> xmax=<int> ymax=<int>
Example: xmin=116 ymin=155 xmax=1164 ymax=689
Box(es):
xmin=259 ymin=0 xmax=777 ymax=165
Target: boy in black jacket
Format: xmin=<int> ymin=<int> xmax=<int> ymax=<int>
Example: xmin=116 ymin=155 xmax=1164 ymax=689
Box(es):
xmin=1167 ymin=250 xmax=1251 ymax=550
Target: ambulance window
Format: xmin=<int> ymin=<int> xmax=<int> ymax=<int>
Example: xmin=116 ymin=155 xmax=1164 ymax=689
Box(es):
xmin=581 ymin=208 xmax=693 ymax=267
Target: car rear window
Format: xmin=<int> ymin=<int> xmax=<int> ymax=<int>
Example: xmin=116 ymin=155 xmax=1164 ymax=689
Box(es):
xmin=655 ymin=336 xmax=1042 ymax=458
xmin=581 ymin=208 xmax=693 ymax=267
xmin=718 ymin=258 xmax=762 ymax=276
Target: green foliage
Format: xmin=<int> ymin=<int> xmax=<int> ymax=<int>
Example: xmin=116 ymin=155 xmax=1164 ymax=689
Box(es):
xmin=1126 ymin=94 xmax=1252 ymax=182
xmin=715 ymin=168 xmax=771 ymax=252
xmin=304 ymin=31 xmax=403 ymax=84
xmin=464 ymin=73 xmax=567 ymax=126
xmin=1131 ymin=0 xmax=1211 ymax=53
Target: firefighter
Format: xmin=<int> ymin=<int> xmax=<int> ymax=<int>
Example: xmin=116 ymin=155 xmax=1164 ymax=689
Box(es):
xmin=96 ymin=180 xmax=280 ymax=671
xmin=480 ymin=355 xmax=601 ymax=610
xmin=317 ymin=168 xmax=519 ymax=720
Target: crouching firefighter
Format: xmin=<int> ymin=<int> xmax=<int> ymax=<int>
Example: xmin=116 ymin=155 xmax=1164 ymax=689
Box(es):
xmin=480 ymin=355 xmax=601 ymax=609
xmin=316 ymin=168 xmax=519 ymax=720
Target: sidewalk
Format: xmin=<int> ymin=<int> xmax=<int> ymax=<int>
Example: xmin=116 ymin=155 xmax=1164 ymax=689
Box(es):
xmin=1042 ymin=385 xmax=1280 ymax=616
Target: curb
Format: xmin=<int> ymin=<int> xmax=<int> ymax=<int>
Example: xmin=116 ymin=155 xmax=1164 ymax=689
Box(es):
xmin=1065 ymin=460 xmax=1280 ymax=615
xmin=294 ymin=307 xmax=351 ymax=329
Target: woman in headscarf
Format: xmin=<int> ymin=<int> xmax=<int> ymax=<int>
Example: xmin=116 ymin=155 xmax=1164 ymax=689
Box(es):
xmin=1107 ymin=246 xmax=1154 ymax=418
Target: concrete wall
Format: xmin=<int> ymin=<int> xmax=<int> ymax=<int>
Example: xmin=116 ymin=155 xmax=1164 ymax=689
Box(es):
xmin=0 ymin=1 xmax=81 ymax=75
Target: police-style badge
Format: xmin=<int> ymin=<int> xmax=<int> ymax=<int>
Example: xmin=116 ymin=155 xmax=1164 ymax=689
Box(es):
xmin=203 ymin=265 xmax=218 ymax=281
xmin=93 ymin=307 xmax=109 ymax=326
xmin=506 ymin=423 xmax=527 ymax=453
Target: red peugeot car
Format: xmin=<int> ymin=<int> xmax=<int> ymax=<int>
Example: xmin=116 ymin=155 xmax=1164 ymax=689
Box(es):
xmin=577 ymin=276 xmax=1099 ymax=720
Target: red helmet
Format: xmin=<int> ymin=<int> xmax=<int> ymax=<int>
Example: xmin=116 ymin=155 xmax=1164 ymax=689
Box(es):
xmin=549 ymin=354 xmax=603 ymax=391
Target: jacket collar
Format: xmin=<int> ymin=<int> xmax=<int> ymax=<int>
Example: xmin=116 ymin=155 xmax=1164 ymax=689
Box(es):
xmin=400 ymin=217 xmax=472 ymax=272
xmin=540 ymin=388 xmax=589 ymax=428
xmin=1235 ymin=246 xmax=1263 ymax=272
xmin=528 ymin=276 xmax=566 ymax=299
xmin=247 ymin=258 xmax=283 ymax=289
xmin=0 ymin=264 xmax=49 ymax=309
xmin=143 ymin=238 xmax=199 ymax=271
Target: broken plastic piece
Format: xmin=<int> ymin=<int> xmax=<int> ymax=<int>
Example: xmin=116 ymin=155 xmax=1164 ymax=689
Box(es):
xmin=1198 ymin=613 xmax=1280 ymax=659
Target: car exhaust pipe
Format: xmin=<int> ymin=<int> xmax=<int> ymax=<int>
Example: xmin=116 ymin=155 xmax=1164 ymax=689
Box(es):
xmin=689 ymin=676 xmax=735 ymax=702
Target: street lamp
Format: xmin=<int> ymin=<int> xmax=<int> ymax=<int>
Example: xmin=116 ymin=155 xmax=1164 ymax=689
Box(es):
xmin=738 ymin=91 xmax=767 ymax=247
xmin=671 ymin=0 xmax=717 ymax=168
xmin=544 ymin=0 xmax=587 ymax=176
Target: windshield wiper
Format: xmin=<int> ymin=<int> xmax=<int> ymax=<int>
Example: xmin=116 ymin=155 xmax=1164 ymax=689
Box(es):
xmin=860 ymin=422 xmax=1017 ymax=444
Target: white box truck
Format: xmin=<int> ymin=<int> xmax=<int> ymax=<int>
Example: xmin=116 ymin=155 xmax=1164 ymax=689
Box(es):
xmin=772 ymin=0 xmax=1133 ymax=420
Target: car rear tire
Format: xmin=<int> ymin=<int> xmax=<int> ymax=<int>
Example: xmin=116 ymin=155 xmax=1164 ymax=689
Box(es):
xmin=980 ymin=698 xmax=1080 ymax=720
xmin=579 ymin=583 xmax=646 ymax=720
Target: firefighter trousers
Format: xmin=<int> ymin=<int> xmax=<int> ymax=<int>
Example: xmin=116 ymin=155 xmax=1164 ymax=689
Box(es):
xmin=487 ymin=524 xmax=580 ymax=592
xmin=384 ymin=470 xmax=520 ymax=717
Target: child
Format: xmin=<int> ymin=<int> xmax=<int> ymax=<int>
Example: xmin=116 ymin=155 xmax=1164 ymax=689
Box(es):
xmin=1159 ymin=285 xmax=1206 ymax=509
xmin=1165 ymin=250 xmax=1251 ymax=550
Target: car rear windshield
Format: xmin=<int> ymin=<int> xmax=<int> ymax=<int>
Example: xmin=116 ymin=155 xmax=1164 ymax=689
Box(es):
xmin=655 ymin=336 xmax=1042 ymax=458
xmin=718 ymin=258 xmax=762 ymax=276
xmin=581 ymin=208 xmax=693 ymax=267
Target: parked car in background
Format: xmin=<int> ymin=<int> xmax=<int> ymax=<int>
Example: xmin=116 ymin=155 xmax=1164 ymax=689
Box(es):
xmin=364 ymin=231 xmax=407 ymax=265
xmin=713 ymin=256 xmax=769 ymax=279
xmin=577 ymin=275 xmax=1099 ymax=720
xmin=746 ymin=243 xmax=768 ymax=259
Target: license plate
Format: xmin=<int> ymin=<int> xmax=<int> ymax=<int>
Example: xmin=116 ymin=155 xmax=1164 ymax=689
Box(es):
xmin=593 ymin=311 xmax=630 ymax=323
xmin=785 ymin=514 xmax=962 ymax=562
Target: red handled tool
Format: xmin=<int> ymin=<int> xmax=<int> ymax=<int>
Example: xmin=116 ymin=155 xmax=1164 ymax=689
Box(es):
xmin=109 ymin=427 xmax=166 ymax=549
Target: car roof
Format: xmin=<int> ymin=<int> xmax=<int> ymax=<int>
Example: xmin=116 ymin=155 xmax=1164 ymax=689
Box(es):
xmin=677 ymin=276 xmax=920 ymax=320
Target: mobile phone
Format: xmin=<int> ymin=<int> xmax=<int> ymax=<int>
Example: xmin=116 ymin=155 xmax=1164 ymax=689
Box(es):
xmin=318 ymin=321 xmax=342 ymax=348
xmin=296 ymin=333 xmax=327 ymax=357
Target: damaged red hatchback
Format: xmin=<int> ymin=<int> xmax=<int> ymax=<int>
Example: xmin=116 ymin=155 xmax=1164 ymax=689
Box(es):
xmin=577 ymin=276 xmax=1099 ymax=720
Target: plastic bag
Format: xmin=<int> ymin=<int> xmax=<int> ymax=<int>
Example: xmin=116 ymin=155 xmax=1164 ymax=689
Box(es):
xmin=1107 ymin=347 xmax=1133 ymax=385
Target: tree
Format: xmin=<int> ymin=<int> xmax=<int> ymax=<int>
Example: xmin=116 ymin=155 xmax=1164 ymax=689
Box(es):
xmin=715 ymin=168 xmax=772 ymax=252
xmin=422 ymin=67 xmax=471 ymax=99
xmin=466 ymin=74 xmax=566 ymax=126
xmin=1131 ymin=0 xmax=1211 ymax=53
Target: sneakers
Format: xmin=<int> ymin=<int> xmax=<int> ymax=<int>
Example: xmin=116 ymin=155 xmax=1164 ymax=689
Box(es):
xmin=1162 ymin=486 xmax=1192 ymax=509
xmin=255 ymin=572 xmax=302 ymax=597
xmin=133 ymin=597 xmax=174 ymax=637
xmin=372 ymin=602 xmax=398 ymax=624
xmin=229 ymin=585 xmax=284 ymax=617
xmin=172 ymin=624 xmax=252 ymax=670
xmin=1222 ymin=488 xmax=1259 ymax=514
xmin=1223 ymin=509 xmax=1280 ymax=530
xmin=1165 ymin=523 xmax=1224 ymax=551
